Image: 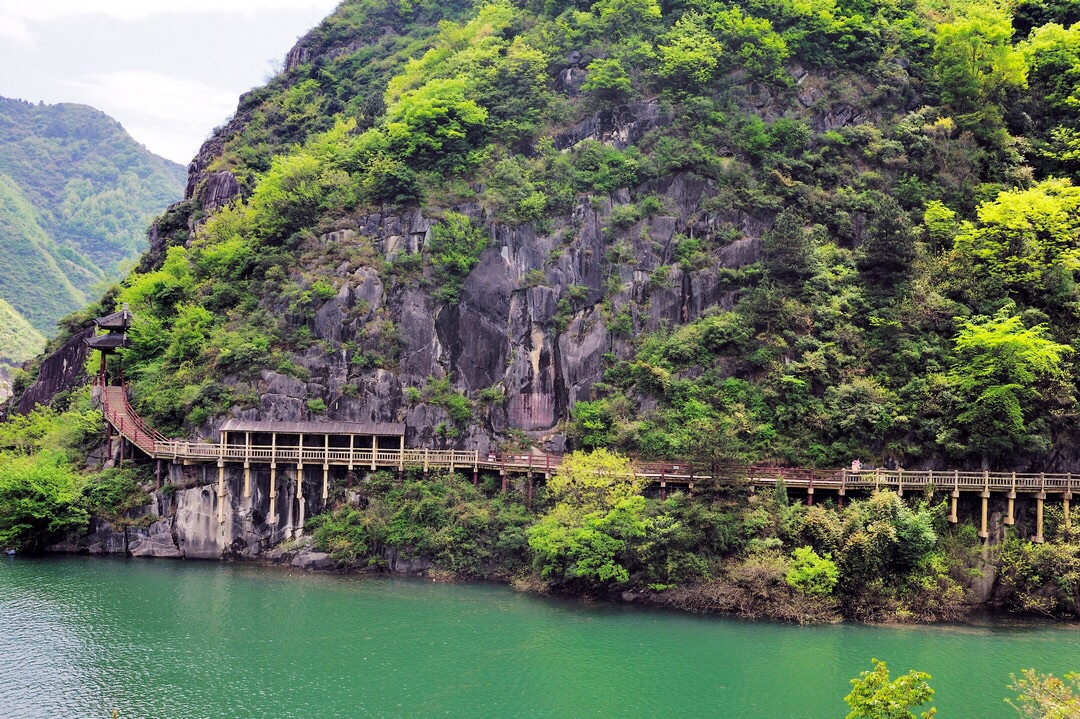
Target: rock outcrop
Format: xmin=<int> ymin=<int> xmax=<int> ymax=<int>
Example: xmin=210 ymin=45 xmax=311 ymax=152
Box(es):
xmin=17 ymin=327 xmax=92 ymax=413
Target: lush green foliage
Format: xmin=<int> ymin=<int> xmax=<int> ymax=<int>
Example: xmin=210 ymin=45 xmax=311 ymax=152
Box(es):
xmin=785 ymin=545 xmax=838 ymax=596
xmin=1008 ymin=668 xmax=1080 ymax=718
xmin=309 ymin=468 xmax=531 ymax=577
xmin=0 ymin=98 xmax=184 ymax=334
xmin=845 ymin=659 xmax=936 ymax=719
xmin=0 ymin=390 xmax=148 ymax=550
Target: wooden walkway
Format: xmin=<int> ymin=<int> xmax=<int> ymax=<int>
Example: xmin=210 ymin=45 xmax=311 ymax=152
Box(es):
xmin=97 ymin=381 xmax=1080 ymax=491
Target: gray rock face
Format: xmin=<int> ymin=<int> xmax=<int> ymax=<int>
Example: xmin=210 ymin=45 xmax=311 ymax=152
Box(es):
xmin=199 ymin=171 xmax=241 ymax=211
xmin=17 ymin=327 xmax=92 ymax=413
xmin=291 ymin=551 xmax=335 ymax=570
xmin=555 ymin=99 xmax=671 ymax=150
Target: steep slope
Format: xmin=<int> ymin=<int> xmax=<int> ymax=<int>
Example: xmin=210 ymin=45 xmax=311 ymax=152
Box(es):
xmin=38 ymin=0 xmax=1080 ymax=472
xmin=0 ymin=175 xmax=89 ymax=331
xmin=0 ymin=98 xmax=186 ymax=332
xmin=0 ymin=298 xmax=45 ymax=400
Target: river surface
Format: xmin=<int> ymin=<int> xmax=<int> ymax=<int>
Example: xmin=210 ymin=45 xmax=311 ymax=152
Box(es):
xmin=1 ymin=557 xmax=1078 ymax=719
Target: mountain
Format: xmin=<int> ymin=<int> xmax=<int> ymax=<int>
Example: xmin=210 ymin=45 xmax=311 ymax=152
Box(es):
xmin=0 ymin=98 xmax=186 ymax=336
xmin=23 ymin=0 xmax=1080 ymax=473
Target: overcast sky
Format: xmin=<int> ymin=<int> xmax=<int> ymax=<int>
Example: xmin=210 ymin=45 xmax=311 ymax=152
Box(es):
xmin=0 ymin=0 xmax=342 ymax=165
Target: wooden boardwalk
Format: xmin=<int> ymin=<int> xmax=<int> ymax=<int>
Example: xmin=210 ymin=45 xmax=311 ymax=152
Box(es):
xmin=98 ymin=381 xmax=1080 ymax=491
xmin=98 ymin=383 xmax=1074 ymax=540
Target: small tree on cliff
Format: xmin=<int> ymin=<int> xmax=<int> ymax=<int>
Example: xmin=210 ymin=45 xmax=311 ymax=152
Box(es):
xmin=944 ymin=303 xmax=1074 ymax=468
xmin=527 ymin=450 xmax=648 ymax=589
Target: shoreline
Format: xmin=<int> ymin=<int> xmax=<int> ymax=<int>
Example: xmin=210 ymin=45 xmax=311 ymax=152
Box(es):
xmin=26 ymin=548 xmax=1080 ymax=629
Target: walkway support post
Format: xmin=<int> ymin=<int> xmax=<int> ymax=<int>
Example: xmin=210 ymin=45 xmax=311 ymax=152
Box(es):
xmin=296 ymin=435 xmax=305 ymax=537
xmin=949 ymin=471 xmax=959 ymax=524
xmin=322 ymin=434 xmax=329 ymax=502
xmin=979 ymin=471 xmax=990 ymax=540
xmin=1035 ymin=473 xmax=1046 ymax=543
xmin=217 ymin=431 xmax=227 ymax=524
xmin=979 ymin=491 xmax=990 ymax=540
xmin=1066 ymin=473 xmax=1073 ymax=530
xmin=1006 ymin=472 xmax=1016 ymax=526
xmin=243 ymin=432 xmax=252 ymax=499
xmin=269 ymin=433 xmax=278 ymax=525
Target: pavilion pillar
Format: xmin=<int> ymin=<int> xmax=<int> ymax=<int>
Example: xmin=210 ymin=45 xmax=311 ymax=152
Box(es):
xmin=370 ymin=435 xmax=377 ymax=471
xmin=1006 ymin=493 xmax=1016 ymax=526
xmin=348 ymin=434 xmax=355 ymax=477
xmin=1065 ymin=493 xmax=1072 ymax=530
xmin=949 ymin=490 xmax=959 ymax=524
xmin=399 ymin=434 xmax=405 ymax=473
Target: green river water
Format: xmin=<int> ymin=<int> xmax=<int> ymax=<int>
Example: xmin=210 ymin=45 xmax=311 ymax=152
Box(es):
xmin=1 ymin=557 xmax=1078 ymax=718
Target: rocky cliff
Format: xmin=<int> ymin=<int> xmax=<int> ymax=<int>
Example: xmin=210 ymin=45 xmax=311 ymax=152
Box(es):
xmin=20 ymin=0 xmax=1080 ymax=473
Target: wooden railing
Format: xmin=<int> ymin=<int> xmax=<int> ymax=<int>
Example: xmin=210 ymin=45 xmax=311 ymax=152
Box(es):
xmin=98 ymin=380 xmax=164 ymax=456
xmin=96 ymin=381 xmax=1079 ymax=493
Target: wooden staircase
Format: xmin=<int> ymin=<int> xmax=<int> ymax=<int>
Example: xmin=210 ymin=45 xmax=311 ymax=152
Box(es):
xmin=99 ymin=384 xmax=164 ymax=456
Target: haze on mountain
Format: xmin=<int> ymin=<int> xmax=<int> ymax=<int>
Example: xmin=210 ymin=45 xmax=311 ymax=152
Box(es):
xmin=0 ymin=97 xmax=185 ymax=393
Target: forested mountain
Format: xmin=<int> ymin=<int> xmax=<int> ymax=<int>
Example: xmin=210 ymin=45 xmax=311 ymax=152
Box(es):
xmin=0 ymin=98 xmax=185 ymax=382
xmin=31 ymin=0 xmax=1080 ymax=473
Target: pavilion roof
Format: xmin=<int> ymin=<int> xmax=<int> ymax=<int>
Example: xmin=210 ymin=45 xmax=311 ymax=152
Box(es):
xmin=85 ymin=334 xmax=130 ymax=350
xmin=219 ymin=419 xmax=406 ymax=437
xmin=95 ymin=303 xmax=134 ymax=331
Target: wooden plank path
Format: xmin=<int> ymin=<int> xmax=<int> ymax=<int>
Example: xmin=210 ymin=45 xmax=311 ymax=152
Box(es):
xmin=98 ymin=383 xmax=1074 ymax=540
xmin=98 ymin=382 xmax=1080 ymax=492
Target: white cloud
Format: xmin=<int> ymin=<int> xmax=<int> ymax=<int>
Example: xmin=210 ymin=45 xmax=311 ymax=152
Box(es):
xmin=0 ymin=16 xmax=34 ymax=45
xmin=1 ymin=0 xmax=341 ymax=24
xmin=66 ymin=71 xmax=239 ymax=164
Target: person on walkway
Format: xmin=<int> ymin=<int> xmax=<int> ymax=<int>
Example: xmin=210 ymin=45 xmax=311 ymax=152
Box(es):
xmin=851 ymin=458 xmax=862 ymax=473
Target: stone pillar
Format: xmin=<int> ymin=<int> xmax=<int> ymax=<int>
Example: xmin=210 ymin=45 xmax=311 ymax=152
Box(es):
xmin=1005 ymin=492 xmax=1016 ymax=526
xmin=269 ymin=464 xmax=278 ymax=525
xmin=296 ymin=466 xmax=305 ymax=537
xmin=323 ymin=434 xmax=330 ymax=502
xmin=1035 ymin=492 xmax=1045 ymax=543
xmin=217 ymin=461 xmax=226 ymax=524
xmin=244 ymin=433 xmax=252 ymax=498
xmin=979 ymin=491 xmax=990 ymax=540
xmin=949 ymin=490 xmax=959 ymax=524
xmin=1066 ymin=493 xmax=1072 ymax=529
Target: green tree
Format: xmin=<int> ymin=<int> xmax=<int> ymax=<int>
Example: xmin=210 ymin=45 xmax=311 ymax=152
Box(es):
xmin=581 ymin=58 xmax=633 ymax=104
xmin=385 ymin=78 xmax=488 ymax=172
xmin=0 ymin=451 xmax=89 ymax=551
xmin=427 ymin=212 xmax=490 ymax=305
xmin=785 ymin=545 xmax=839 ymax=595
xmin=658 ymin=13 xmax=723 ymax=89
xmin=845 ymin=659 xmax=937 ymax=719
xmin=545 ymin=448 xmax=643 ymax=511
xmin=945 ymin=304 xmax=1074 ymax=466
xmin=952 ymin=179 xmax=1080 ymax=301
xmin=858 ymin=196 xmax=916 ymax=285
xmin=592 ymin=0 xmax=662 ymax=40
xmin=527 ymin=450 xmax=649 ymax=588
xmin=1008 ymin=668 xmax=1080 ymax=718
xmin=762 ymin=208 xmax=815 ymax=284
xmin=932 ymin=4 xmax=1027 ymax=137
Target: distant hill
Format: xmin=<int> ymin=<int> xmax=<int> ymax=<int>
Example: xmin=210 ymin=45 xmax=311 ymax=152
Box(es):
xmin=0 ymin=98 xmax=186 ymax=338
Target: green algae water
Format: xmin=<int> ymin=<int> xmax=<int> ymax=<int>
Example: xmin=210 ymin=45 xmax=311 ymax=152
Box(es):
xmin=2 ymin=557 xmax=1078 ymax=719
